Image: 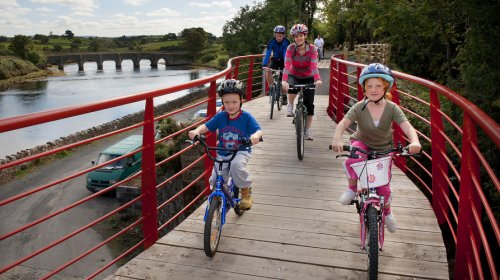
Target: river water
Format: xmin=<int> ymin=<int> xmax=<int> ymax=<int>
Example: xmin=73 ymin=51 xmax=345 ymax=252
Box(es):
xmin=0 ymin=60 xmax=219 ymax=158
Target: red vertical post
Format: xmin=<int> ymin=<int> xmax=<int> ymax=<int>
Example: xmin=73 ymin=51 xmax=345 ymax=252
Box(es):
xmin=141 ymin=97 xmax=158 ymax=248
xmin=204 ymin=81 xmax=217 ymax=195
xmin=390 ymin=81 xmax=407 ymax=172
xmin=233 ymin=59 xmax=240 ymax=79
xmin=246 ymin=57 xmax=254 ymax=101
xmin=356 ymin=66 xmax=364 ymax=101
xmin=454 ymin=114 xmax=481 ymax=279
xmin=335 ymin=62 xmax=345 ymax=122
xmin=429 ymin=88 xmax=449 ymax=224
xmin=327 ymin=58 xmax=336 ymax=119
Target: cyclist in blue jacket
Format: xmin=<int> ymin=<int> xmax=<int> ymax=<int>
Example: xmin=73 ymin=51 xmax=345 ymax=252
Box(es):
xmin=263 ymin=25 xmax=290 ymax=105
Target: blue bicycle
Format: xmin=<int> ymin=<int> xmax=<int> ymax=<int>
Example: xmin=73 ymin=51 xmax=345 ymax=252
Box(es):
xmin=189 ymin=135 xmax=261 ymax=257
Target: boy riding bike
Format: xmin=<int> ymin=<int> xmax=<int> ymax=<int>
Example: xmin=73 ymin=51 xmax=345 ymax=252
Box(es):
xmin=188 ymin=79 xmax=263 ymax=210
xmin=263 ymin=25 xmax=290 ymax=105
xmin=330 ymin=63 xmax=421 ymax=233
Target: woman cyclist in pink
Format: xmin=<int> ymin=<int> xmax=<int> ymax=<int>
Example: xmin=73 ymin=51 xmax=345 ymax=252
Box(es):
xmin=281 ymin=23 xmax=322 ymax=140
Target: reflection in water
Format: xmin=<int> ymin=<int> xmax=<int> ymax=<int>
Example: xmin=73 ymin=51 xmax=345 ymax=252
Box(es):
xmin=190 ymin=71 xmax=199 ymax=80
xmin=0 ymin=61 xmax=219 ymax=158
xmin=16 ymin=80 xmax=48 ymax=91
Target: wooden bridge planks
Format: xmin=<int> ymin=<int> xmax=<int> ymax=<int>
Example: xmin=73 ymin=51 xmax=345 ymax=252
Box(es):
xmin=106 ymin=95 xmax=449 ymax=280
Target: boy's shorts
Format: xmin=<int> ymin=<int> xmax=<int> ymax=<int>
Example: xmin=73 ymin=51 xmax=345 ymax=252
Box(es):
xmin=209 ymin=151 xmax=252 ymax=188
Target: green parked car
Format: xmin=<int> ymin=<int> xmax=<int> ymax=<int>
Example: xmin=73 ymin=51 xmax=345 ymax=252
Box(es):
xmin=86 ymin=135 xmax=143 ymax=193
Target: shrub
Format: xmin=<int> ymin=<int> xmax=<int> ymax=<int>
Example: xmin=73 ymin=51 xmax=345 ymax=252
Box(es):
xmin=200 ymin=53 xmax=216 ymax=63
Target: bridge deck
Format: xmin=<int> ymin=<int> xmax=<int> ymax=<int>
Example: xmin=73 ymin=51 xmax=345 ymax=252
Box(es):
xmin=106 ymin=95 xmax=449 ymax=279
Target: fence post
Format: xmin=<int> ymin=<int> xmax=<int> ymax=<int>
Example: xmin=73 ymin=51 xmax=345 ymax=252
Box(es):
xmin=429 ymin=88 xmax=449 ymax=224
xmin=390 ymin=81 xmax=406 ymax=172
xmin=141 ymin=97 xmax=158 ymax=248
xmin=205 ymin=81 xmax=217 ymax=194
xmin=327 ymin=58 xmax=336 ymax=119
xmin=246 ymin=57 xmax=254 ymax=101
xmin=233 ymin=59 xmax=240 ymax=79
xmin=454 ymin=114 xmax=482 ymax=279
xmin=335 ymin=62 xmax=346 ymax=122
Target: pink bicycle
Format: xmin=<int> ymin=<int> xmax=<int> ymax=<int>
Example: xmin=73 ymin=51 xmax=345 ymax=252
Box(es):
xmin=331 ymin=143 xmax=417 ymax=279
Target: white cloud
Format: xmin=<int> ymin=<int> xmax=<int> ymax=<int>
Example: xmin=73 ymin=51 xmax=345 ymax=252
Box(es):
xmin=0 ymin=0 xmax=19 ymax=7
xmin=189 ymin=1 xmax=232 ymax=9
xmin=146 ymin=8 xmax=182 ymax=17
xmin=123 ymin=0 xmax=147 ymax=6
xmin=30 ymin=0 xmax=98 ymax=13
xmin=35 ymin=7 xmax=53 ymax=12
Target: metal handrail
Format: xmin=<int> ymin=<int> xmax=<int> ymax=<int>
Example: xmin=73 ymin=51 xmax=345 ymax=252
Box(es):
xmin=328 ymin=55 xmax=499 ymax=280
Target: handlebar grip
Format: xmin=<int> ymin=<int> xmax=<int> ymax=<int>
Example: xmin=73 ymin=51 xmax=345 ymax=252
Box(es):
xmin=329 ymin=145 xmax=351 ymax=151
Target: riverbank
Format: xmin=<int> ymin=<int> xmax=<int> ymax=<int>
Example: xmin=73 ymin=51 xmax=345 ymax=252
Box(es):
xmin=0 ymin=87 xmax=208 ymax=184
xmin=0 ymin=68 xmax=64 ymax=90
xmin=0 ymin=56 xmax=64 ymax=90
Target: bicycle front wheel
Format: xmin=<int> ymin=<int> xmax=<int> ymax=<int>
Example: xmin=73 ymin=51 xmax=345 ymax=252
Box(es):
xmin=269 ymin=86 xmax=275 ymax=119
xmin=295 ymin=106 xmax=305 ymax=160
xmin=366 ymin=205 xmax=379 ymax=280
xmin=276 ymin=87 xmax=282 ymax=111
xmin=204 ymin=197 xmax=222 ymax=257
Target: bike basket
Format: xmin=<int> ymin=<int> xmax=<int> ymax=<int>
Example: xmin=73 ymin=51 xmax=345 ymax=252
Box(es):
xmin=351 ymin=156 xmax=392 ymax=189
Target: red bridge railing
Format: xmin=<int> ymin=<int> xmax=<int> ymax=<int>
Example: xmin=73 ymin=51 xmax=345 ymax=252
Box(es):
xmin=0 ymin=54 xmax=264 ymax=279
xmin=328 ymin=55 xmax=499 ymax=280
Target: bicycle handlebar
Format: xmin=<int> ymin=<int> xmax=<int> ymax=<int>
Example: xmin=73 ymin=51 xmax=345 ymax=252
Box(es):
xmin=291 ymin=84 xmax=316 ymax=90
xmin=189 ymin=135 xmax=263 ymax=164
xmin=328 ymin=143 xmax=419 ymax=159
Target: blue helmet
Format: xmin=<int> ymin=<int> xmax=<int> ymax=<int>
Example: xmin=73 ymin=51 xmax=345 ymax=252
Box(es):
xmin=359 ymin=63 xmax=394 ymax=89
xmin=273 ymin=25 xmax=286 ymax=34
xmin=217 ymin=79 xmax=244 ymax=98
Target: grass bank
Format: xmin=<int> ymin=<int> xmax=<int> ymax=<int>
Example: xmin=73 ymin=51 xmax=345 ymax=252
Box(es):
xmin=0 ymin=56 xmax=62 ymax=90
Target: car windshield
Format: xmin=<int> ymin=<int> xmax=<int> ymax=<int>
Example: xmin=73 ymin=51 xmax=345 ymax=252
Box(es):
xmin=95 ymin=153 xmax=124 ymax=169
xmin=193 ymin=110 xmax=207 ymax=119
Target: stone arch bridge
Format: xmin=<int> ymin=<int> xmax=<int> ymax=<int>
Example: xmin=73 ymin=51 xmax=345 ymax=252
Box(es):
xmin=46 ymin=52 xmax=193 ymax=71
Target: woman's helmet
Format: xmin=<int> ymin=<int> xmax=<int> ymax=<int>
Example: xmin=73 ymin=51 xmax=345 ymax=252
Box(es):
xmin=358 ymin=63 xmax=394 ymax=89
xmin=290 ymin=24 xmax=308 ymax=36
xmin=273 ymin=25 xmax=286 ymax=34
xmin=217 ymin=79 xmax=245 ymax=98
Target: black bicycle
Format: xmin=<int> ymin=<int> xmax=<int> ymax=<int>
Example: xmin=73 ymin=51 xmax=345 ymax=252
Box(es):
xmin=268 ymin=69 xmax=283 ymax=119
xmin=291 ymin=84 xmax=315 ymax=160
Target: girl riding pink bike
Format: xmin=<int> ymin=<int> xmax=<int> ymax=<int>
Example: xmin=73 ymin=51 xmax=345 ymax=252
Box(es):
xmin=330 ymin=63 xmax=422 ymax=233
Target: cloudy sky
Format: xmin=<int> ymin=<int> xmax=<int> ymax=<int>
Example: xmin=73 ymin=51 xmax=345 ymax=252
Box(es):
xmin=0 ymin=0 xmax=262 ymax=37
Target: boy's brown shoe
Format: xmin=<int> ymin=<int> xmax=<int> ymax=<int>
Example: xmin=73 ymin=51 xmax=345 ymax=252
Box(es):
xmin=239 ymin=187 xmax=253 ymax=210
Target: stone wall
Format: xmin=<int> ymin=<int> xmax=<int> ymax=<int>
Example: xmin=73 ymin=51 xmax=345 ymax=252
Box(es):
xmin=0 ymin=88 xmax=209 ymax=183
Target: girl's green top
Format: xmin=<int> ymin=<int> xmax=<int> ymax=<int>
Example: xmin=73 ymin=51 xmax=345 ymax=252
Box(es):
xmin=345 ymin=100 xmax=408 ymax=151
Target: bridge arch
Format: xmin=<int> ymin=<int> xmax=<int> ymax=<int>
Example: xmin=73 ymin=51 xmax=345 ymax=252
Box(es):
xmin=46 ymin=52 xmax=192 ymax=72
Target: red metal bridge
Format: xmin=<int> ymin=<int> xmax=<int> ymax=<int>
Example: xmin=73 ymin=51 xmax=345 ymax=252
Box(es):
xmin=0 ymin=54 xmax=498 ymax=279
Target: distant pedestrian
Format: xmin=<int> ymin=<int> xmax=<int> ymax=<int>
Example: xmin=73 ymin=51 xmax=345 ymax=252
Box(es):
xmin=314 ymin=35 xmax=325 ymax=60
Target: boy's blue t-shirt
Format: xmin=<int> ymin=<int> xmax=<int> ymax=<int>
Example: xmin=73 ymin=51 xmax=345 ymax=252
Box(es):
xmin=205 ymin=110 xmax=261 ymax=156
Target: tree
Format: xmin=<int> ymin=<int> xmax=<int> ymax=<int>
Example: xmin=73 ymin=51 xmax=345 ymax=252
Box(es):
xmin=180 ymin=28 xmax=207 ymax=58
xmin=162 ymin=33 xmax=177 ymax=40
xmin=33 ymin=34 xmax=49 ymax=44
xmin=65 ymin=30 xmax=75 ymax=40
xmin=53 ymin=44 xmax=63 ymax=52
xmin=88 ymin=38 xmax=101 ymax=51
xmin=8 ymin=35 xmax=46 ymax=65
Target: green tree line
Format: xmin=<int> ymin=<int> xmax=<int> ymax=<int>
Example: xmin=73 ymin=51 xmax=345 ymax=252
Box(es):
xmin=222 ymin=0 xmax=499 ymax=122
